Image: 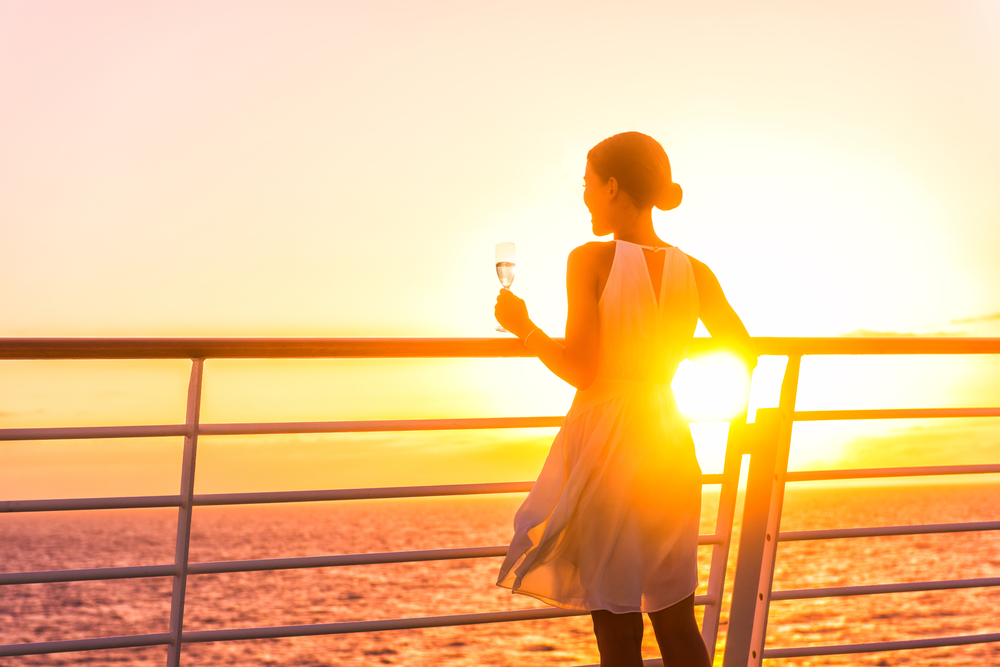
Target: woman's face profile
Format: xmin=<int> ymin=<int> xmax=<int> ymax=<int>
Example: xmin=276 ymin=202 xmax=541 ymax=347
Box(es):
xmin=583 ymin=161 xmax=613 ymax=237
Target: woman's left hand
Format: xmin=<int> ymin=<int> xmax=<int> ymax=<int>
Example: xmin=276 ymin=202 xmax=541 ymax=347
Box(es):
xmin=495 ymin=289 xmax=533 ymax=338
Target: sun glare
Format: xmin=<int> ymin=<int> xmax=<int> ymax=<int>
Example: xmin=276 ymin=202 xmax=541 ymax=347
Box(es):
xmin=672 ymin=353 xmax=751 ymax=422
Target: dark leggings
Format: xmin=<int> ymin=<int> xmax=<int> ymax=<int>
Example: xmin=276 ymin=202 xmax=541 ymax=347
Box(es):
xmin=590 ymin=594 xmax=711 ymax=667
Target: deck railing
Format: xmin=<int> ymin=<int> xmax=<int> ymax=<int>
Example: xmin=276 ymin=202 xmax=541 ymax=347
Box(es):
xmin=1 ymin=337 xmax=998 ymax=666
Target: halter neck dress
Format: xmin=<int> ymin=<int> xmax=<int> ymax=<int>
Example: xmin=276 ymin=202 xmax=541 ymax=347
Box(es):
xmin=496 ymin=239 xmax=702 ymax=613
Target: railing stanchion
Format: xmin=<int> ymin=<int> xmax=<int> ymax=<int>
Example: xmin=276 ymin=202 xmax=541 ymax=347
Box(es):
xmin=166 ymin=358 xmax=204 ymax=667
xmin=749 ymin=355 xmax=800 ymax=664
xmin=723 ymin=355 xmax=800 ymax=667
xmin=700 ymin=414 xmax=747 ymax=660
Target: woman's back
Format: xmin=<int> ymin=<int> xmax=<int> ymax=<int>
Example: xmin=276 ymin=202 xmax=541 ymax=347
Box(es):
xmin=593 ymin=240 xmax=700 ymax=385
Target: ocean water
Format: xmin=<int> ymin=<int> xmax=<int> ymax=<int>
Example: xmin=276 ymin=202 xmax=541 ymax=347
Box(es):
xmin=1 ymin=482 xmax=998 ymax=666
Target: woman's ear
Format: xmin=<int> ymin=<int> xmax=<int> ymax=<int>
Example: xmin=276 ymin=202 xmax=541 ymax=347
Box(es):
xmin=607 ymin=176 xmax=619 ymax=200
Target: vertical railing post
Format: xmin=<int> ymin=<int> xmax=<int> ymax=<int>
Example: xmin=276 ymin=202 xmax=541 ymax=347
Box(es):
xmin=700 ymin=415 xmax=748 ymax=661
xmin=166 ymin=358 xmax=204 ymax=667
xmin=722 ymin=356 xmax=801 ymax=667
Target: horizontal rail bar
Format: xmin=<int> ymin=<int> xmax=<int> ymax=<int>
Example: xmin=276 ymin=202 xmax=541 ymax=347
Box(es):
xmin=190 ymin=546 xmax=510 ymax=575
xmin=0 ymin=564 xmax=177 ymax=585
xmin=3 ymin=410 xmax=995 ymax=450
xmin=7 ymin=407 xmax=998 ymax=444
xmin=0 ymin=417 xmax=562 ymax=444
xmin=2 ymin=534 xmax=727 ymax=585
xmin=180 ymin=597 xmax=712 ymax=644
xmin=0 ymin=483 xmax=537 ymax=514
xmin=191 ymin=536 xmax=726 ymax=575
xmin=1 ymin=413 xmax=736 ymax=443
xmin=7 ymin=408 xmax=999 ymax=443
xmin=0 ymin=495 xmax=182 ymax=513
xmin=0 ymin=549 xmax=511 ymax=586
xmin=771 ymin=576 xmax=1000 ymax=601
xmin=786 ymin=463 xmax=1000 ymax=482
xmin=763 ymin=632 xmax=1000 ymax=659
xmin=793 ymin=407 xmax=1000 ymax=421
xmin=0 ymin=548 xmax=508 ymax=586
xmin=0 ymin=424 xmax=188 ymax=442
xmin=199 ymin=416 xmax=565 ymax=436
xmin=180 ymin=608 xmax=585 ymax=643
xmin=779 ymin=520 xmax=1000 ymax=542
xmin=2 ymin=336 xmax=999 ymax=360
xmin=0 ymin=420 xmax=562 ymax=443
xmin=0 ymin=633 xmax=173 ymax=658
xmin=194 ymin=482 xmax=536 ymax=505
xmin=0 ymin=475 xmax=724 ymax=514
xmin=5 ymin=468 xmax=991 ymax=512
xmin=0 ymin=417 xmax=563 ymax=443
xmin=194 ymin=476 xmax=723 ymax=506
xmin=0 ymin=337 xmax=540 ymax=360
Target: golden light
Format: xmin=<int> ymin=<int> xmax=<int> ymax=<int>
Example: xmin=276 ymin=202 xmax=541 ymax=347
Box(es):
xmin=672 ymin=353 xmax=751 ymax=422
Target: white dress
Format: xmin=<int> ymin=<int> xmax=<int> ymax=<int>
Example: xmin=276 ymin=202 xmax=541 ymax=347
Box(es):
xmin=496 ymin=240 xmax=702 ymax=613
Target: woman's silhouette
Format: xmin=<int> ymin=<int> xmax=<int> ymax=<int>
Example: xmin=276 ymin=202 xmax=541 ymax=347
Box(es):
xmin=494 ymin=132 xmax=755 ymax=667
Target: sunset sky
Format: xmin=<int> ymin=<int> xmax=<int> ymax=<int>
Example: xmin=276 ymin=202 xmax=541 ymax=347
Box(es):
xmin=1 ymin=1 xmax=998 ymax=498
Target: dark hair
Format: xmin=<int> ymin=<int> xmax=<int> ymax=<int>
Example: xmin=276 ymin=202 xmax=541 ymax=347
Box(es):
xmin=587 ymin=132 xmax=683 ymax=211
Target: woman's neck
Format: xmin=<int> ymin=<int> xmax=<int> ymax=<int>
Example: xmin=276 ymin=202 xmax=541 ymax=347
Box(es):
xmin=612 ymin=209 xmax=664 ymax=247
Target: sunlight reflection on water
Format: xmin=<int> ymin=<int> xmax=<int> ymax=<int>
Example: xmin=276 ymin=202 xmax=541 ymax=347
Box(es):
xmin=0 ymin=483 xmax=998 ymax=665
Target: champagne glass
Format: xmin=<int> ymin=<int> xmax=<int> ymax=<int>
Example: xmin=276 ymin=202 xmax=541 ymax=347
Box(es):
xmin=495 ymin=242 xmax=516 ymax=332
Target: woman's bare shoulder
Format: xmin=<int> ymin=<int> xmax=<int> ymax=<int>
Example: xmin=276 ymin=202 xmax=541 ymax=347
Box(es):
xmin=567 ymin=241 xmax=615 ymax=298
xmin=568 ymin=241 xmax=616 ymax=265
xmin=683 ymin=252 xmax=728 ymax=303
xmin=683 ymin=252 xmax=716 ymax=281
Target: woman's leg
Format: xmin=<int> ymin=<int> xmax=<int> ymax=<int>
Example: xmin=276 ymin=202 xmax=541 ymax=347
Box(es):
xmin=648 ymin=594 xmax=711 ymax=667
xmin=591 ymin=610 xmax=645 ymax=667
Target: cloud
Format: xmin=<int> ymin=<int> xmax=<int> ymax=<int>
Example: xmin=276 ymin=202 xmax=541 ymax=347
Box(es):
xmin=816 ymin=419 xmax=1000 ymax=471
xmin=840 ymin=329 xmax=963 ymax=337
xmin=0 ymin=408 xmax=46 ymax=420
xmin=839 ymin=311 xmax=1000 ymax=338
xmin=950 ymin=312 xmax=1000 ymax=324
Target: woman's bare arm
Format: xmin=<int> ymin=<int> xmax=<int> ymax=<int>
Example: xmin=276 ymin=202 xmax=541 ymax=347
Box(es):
xmin=494 ymin=245 xmax=601 ymax=389
xmin=688 ymin=256 xmax=757 ymax=370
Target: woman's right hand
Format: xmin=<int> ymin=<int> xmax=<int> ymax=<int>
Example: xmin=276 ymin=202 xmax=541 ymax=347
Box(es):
xmin=495 ymin=289 xmax=534 ymax=339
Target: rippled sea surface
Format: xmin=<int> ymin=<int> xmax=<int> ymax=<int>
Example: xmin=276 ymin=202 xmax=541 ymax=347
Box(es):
xmin=1 ymin=482 xmax=998 ymax=666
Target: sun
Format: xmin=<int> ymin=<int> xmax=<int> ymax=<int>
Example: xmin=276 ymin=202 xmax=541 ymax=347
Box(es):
xmin=671 ymin=353 xmax=751 ymax=422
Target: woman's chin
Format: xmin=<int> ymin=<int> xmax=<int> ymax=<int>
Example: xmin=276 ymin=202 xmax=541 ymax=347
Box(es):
xmin=590 ymin=220 xmax=610 ymax=237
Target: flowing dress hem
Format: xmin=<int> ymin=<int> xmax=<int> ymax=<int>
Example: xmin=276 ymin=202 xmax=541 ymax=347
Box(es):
xmin=497 ymin=580 xmax=700 ymax=614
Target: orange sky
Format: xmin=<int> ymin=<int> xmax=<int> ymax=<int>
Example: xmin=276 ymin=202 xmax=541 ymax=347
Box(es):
xmin=1 ymin=1 xmax=999 ymax=497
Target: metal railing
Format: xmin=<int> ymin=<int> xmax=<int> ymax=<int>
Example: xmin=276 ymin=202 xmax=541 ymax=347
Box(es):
xmin=1 ymin=336 xmax=998 ymax=666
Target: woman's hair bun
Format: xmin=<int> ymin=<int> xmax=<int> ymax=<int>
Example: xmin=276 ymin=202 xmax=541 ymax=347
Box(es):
xmin=655 ymin=181 xmax=683 ymax=211
xmin=587 ymin=131 xmax=682 ymax=212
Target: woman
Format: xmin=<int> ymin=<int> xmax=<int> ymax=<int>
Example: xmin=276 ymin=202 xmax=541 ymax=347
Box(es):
xmin=493 ymin=132 xmax=756 ymax=667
